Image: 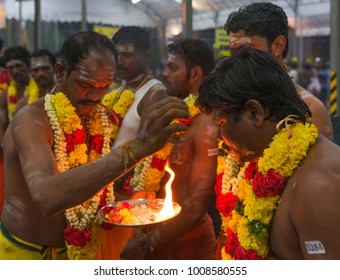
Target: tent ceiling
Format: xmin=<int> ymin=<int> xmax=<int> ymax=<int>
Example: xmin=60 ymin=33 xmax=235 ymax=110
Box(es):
xmin=5 ymin=0 xmax=331 ymax=37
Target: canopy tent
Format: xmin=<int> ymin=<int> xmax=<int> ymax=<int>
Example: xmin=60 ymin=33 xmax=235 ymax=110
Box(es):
xmin=4 ymin=0 xmax=331 ymax=37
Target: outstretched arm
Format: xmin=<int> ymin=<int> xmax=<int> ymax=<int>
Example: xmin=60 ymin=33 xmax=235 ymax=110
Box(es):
xmin=11 ymin=97 xmax=189 ymax=217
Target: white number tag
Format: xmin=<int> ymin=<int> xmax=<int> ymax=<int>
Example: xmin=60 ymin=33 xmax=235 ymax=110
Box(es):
xmin=304 ymin=240 xmax=326 ymax=254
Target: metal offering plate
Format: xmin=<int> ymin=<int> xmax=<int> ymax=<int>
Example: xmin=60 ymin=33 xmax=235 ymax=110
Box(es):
xmin=97 ymin=198 xmax=181 ymax=227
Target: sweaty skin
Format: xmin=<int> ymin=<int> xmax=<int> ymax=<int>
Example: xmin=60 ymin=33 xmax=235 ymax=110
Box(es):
xmin=0 ymin=47 xmax=189 ymax=251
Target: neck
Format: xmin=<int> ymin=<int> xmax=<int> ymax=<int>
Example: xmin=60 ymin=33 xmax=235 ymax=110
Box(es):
xmin=39 ymin=84 xmax=55 ymax=97
xmin=125 ymin=70 xmax=152 ymax=91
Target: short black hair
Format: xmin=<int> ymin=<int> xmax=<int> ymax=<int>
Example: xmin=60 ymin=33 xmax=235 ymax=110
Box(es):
xmin=3 ymin=46 xmax=30 ymax=67
xmin=29 ymin=49 xmax=56 ymax=68
xmin=167 ymin=38 xmax=215 ymax=77
xmin=198 ymin=47 xmax=310 ymax=123
xmin=224 ymin=2 xmax=289 ymax=58
xmin=60 ymin=31 xmax=118 ymax=76
xmin=112 ymin=26 xmax=150 ymax=52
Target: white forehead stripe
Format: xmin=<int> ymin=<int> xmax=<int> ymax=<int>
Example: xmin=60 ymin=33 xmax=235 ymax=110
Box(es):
xmin=304 ymin=241 xmax=326 ymax=254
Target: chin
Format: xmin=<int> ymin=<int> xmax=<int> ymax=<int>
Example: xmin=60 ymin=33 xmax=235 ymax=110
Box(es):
xmin=76 ymin=104 xmax=96 ymax=116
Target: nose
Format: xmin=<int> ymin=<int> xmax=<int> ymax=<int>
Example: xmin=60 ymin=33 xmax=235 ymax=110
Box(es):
xmin=86 ymin=88 xmax=106 ymax=102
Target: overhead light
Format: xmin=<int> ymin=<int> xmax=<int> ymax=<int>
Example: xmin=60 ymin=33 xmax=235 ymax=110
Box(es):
xmin=131 ymin=0 xmax=142 ymax=3
xmin=174 ymin=0 xmax=182 ymax=3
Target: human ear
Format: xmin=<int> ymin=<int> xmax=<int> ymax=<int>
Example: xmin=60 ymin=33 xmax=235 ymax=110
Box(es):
xmin=191 ymin=66 xmax=203 ymax=81
xmin=244 ymin=99 xmax=265 ymax=127
xmin=271 ymin=35 xmax=286 ymax=58
xmin=55 ymin=61 xmax=65 ymax=83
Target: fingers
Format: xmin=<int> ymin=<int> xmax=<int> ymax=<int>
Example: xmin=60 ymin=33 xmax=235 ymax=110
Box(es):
xmin=144 ymin=97 xmax=190 ymax=132
xmin=135 ymin=97 xmax=190 ymax=156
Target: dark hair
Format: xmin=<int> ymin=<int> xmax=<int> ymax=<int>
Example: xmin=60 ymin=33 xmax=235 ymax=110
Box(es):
xmin=60 ymin=31 xmax=118 ymax=75
xmin=167 ymin=38 xmax=215 ymax=78
xmin=29 ymin=49 xmax=56 ymax=67
xmin=112 ymin=26 xmax=150 ymax=52
xmin=224 ymin=2 xmax=289 ymax=58
xmin=3 ymin=46 xmax=30 ymax=67
xmin=198 ymin=47 xmax=310 ymax=123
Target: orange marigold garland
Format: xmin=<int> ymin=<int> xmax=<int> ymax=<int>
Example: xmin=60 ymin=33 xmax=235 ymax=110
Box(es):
xmin=123 ymin=93 xmax=200 ymax=195
xmin=7 ymin=78 xmax=39 ymax=121
xmin=44 ymin=92 xmax=115 ymax=260
xmin=216 ymin=119 xmax=318 ymax=260
xmin=101 ymin=88 xmax=135 ymax=141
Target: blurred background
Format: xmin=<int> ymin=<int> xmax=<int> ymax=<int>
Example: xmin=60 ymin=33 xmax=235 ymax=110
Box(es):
xmin=0 ymin=0 xmax=333 ymax=71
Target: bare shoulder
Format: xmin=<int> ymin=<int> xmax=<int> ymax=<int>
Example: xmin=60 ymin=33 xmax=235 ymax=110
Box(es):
xmin=190 ymin=113 xmax=218 ymax=148
xmin=297 ymin=85 xmax=333 ymax=140
xmin=139 ymin=81 xmax=168 ymax=118
xmin=145 ymin=81 xmax=168 ymax=103
xmin=11 ymin=98 xmax=52 ymax=144
xmin=289 ymin=159 xmax=340 ymax=258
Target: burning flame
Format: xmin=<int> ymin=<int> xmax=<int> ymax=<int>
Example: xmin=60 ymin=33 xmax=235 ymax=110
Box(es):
xmin=158 ymin=161 xmax=175 ymax=220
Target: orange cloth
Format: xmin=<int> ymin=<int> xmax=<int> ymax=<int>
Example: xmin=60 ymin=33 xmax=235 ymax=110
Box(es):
xmin=99 ymin=226 xmax=134 ymax=259
xmin=156 ymin=214 xmax=217 ymax=260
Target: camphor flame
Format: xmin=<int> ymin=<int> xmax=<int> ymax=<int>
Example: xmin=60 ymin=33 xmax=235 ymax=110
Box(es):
xmin=158 ymin=161 xmax=175 ymax=219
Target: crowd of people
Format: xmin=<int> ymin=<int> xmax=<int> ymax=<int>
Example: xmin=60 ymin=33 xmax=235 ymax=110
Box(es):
xmin=0 ymin=2 xmax=339 ymax=260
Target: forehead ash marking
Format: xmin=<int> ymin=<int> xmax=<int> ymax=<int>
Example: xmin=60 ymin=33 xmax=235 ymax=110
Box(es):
xmin=229 ymin=34 xmax=252 ymax=46
xmin=77 ymin=65 xmax=115 ymax=84
xmin=30 ymin=59 xmax=52 ymax=69
xmin=6 ymin=59 xmax=25 ymax=68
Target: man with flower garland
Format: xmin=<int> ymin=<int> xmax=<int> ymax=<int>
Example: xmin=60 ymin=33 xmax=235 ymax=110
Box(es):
xmin=0 ymin=31 xmax=189 ymax=260
xmin=198 ymin=47 xmax=340 ymax=259
xmin=100 ymin=26 xmax=168 ymax=259
xmin=14 ymin=49 xmax=56 ymax=113
xmin=0 ymin=46 xmax=38 ymax=136
xmin=0 ymin=46 xmax=37 ymax=217
xmin=120 ymin=39 xmax=218 ymax=260
xmin=224 ymin=2 xmax=333 ymax=141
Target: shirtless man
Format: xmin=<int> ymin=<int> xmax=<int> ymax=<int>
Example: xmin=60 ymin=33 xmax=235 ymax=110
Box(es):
xmin=198 ymin=47 xmax=340 ymax=259
xmin=224 ymin=2 xmax=333 ymax=140
xmin=0 ymin=31 xmax=189 ymax=260
xmin=0 ymin=46 xmax=33 ymax=216
xmin=121 ymin=39 xmax=218 ymax=260
xmin=15 ymin=49 xmax=56 ymax=113
xmin=0 ymin=46 xmax=33 ymax=135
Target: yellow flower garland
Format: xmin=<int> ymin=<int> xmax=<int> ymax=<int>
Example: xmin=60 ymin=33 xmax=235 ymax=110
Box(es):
xmin=7 ymin=78 xmax=39 ymax=121
xmin=216 ymin=121 xmax=318 ymax=259
xmin=101 ymin=88 xmax=135 ymax=141
xmin=44 ymin=92 xmax=115 ymax=260
xmin=125 ymin=93 xmax=200 ymax=194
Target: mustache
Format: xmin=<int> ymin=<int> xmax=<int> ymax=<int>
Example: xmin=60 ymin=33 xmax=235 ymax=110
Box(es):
xmin=35 ymin=76 xmax=49 ymax=82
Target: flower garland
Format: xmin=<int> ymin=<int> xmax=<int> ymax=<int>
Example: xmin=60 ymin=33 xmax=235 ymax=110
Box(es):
xmin=123 ymin=93 xmax=200 ymax=195
xmin=216 ymin=120 xmax=318 ymax=260
xmin=44 ymin=92 xmax=115 ymax=260
xmin=7 ymin=78 xmax=39 ymax=121
xmin=101 ymin=88 xmax=135 ymax=141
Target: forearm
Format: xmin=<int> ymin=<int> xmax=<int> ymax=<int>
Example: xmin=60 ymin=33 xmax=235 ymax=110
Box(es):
xmin=30 ymin=138 xmax=152 ymax=216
